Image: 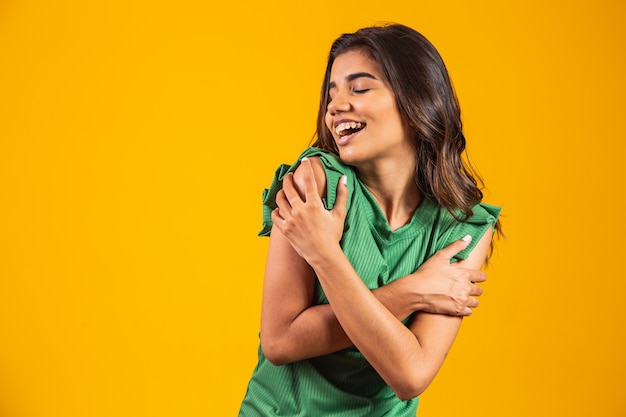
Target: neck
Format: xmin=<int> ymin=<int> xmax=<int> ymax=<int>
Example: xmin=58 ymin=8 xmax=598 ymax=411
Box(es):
xmin=356 ymin=157 xmax=422 ymax=231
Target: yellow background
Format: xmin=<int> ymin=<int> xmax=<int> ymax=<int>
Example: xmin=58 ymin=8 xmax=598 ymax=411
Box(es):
xmin=1 ymin=0 xmax=624 ymax=416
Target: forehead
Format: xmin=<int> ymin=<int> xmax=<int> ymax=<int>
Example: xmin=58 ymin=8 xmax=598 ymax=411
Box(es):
xmin=329 ymin=49 xmax=384 ymax=81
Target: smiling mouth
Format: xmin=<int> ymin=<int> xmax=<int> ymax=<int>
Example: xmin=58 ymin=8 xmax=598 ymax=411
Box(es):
xmin=335 ymin=122 xmax=365 ymax=137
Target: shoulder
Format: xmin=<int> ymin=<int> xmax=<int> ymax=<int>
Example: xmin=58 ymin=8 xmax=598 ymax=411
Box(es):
xmin=272 ymin=146 xmax=354 ymax=212
xmin=436 ymin=202 xmax=501 ymax=229
xmin=293 ymin=156 xmax=327 ymax=200
xmin=291 ymin=147 xmax=353 ymax=204
xmin=434 ymin=202 xmax=502 ymax=261
xmin=259 ymin=148 xmax=346 ymax=237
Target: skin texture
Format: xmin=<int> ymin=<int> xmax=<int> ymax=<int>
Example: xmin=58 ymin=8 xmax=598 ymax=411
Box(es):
xmin=324 ymin=51 xmax=419 ymax=227
xmin=261 ymin=50 xmax=494 ymax=400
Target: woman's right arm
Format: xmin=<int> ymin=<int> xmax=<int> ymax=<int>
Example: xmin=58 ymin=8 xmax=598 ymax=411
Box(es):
xmin=259 ymin=225 xmax=485 ymax=365
xmin=259 ymin=225 xmax=347 ymax=365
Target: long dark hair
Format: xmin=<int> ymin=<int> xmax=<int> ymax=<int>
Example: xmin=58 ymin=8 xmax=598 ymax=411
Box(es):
xmin=313 ymin=23 xmax=493 ymax=226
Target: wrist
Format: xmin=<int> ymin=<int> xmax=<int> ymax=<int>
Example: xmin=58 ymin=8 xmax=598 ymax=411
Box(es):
xmin=379 ymin=274 xmax=430 ymax=318
xmin=306 ymin=242 xmax=345 ymax=271
xmin=404 ymin=273 xmax=431 ymax=312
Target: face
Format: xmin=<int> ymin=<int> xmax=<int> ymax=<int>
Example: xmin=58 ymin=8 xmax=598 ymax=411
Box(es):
xmin=324 ymin=49 xmax=413 ymax=168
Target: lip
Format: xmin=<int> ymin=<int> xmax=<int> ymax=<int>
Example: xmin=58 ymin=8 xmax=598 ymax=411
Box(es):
xmin=331 ymin=117 xmax=366 ymax=147
xmin=335 ymin=126 xmax=363 ymax=147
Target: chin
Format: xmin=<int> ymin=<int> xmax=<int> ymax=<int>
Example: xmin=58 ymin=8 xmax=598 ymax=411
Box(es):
xmin=337 ymin=147 xmax=361 ymax=166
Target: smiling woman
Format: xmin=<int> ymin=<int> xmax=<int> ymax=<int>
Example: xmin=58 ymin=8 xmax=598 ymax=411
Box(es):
xmin=324 ymin=51 xmax=411 ymax=172
xmin=238 ymin=23 xmax=501 ymax=417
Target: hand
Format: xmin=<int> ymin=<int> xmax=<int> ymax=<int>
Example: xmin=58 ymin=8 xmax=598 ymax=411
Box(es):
xmin=271 ymin=158 xmax=348 ymax=264
xmin=413 ymin=236 xmax=487 ymax=316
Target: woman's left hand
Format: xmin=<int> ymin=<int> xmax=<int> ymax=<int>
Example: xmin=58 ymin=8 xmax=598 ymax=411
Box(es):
xmin=271 ymin=158 xmax=348 ymax=264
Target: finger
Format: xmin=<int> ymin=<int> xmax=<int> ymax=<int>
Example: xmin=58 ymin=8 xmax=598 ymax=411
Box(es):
xmin=281 ymin=173 xmax=301 ymax=205
xmin=299 ymin=157 xmax=319 ymax=203
xmin=469 ymin=283 xmax=484 ymax=296
xmin=436 ymin=235 xmax=472 ymax=261
xmin=275 ymin=189 xmax=292 ymax=213
xmin=333 ymin=175 xmax=348 ymax=218
xmin=271 ymin=208 xmax=283 ymax=229
xmin=468 ymin=270 xmax=487 ymax=283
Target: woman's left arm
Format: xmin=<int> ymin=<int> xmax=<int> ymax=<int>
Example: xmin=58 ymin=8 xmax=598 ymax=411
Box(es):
xmin=399 ymin=230 xmax=492 ymax=397
xmin=273 ymin=158 xmax=493 ymax=400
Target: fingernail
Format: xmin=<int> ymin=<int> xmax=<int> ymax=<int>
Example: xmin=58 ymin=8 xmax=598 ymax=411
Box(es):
xmin=341 ymin=175 xmax=347 ymax=185
xmin=301 ymin=157 xmax=309 ymax=162
xmin=462 ymin=235 xmax=472 ymax=242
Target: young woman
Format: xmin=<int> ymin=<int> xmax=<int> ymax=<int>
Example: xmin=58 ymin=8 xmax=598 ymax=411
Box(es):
xmin=239 ymin=23 xmax=501 ymax=416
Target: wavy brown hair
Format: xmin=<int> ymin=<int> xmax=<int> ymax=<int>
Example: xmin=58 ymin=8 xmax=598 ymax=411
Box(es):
xmin=313 ymin=23 xmax=500 ymax=234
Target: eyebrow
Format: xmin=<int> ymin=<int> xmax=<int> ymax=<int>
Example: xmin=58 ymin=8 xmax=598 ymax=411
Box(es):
xmin=328 ymin=72 xmax=378 ymax=90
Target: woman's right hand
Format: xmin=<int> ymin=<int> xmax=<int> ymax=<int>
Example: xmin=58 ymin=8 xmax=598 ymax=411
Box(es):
xmin=412 ymin=236 xmax=487 ymax=316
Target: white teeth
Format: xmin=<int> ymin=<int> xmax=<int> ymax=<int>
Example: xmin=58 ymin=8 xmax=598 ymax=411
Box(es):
xmin=335 ymin=122 xmax=364 ymax=136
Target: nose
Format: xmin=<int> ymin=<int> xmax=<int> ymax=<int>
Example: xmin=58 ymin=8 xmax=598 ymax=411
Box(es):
xmin=327 ymin=91 xmax=351 ymax=115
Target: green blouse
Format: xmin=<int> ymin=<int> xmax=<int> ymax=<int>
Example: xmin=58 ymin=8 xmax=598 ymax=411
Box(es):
xmin=239 ymin=147 xmax=501 ymax=417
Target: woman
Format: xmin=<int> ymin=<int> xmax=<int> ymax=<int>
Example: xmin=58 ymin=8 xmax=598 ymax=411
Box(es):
xmin=239 ymin=23 xmax=501 ymax=416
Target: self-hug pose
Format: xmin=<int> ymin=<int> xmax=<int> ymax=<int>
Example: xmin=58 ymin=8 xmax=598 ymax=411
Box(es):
xmin=239 ymin=23 xmax=502 ymax=417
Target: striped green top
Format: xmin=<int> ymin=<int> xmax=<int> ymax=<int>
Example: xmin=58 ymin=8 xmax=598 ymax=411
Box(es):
xmin=239 ymin=147 xmax=501 ymax=417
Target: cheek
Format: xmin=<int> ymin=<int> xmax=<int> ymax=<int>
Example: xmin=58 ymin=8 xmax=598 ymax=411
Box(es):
xmin=324 ymin=112 xmax=334 ymax=133
xmin=382 ymin=102 xmax=404 ymax=130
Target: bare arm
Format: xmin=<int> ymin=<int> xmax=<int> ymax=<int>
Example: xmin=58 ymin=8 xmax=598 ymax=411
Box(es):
xmin=365 ymin=230 xmax=492 ymax=399
xmin=261 ymin=157 xmax=487 ymax=365
xmin=259 ymin=225 xmax=347 ymax=365
xmin=259 ymin=209 xmax=435 ymax=364
xmin=260 ymin=225 xmax=486 ymax=365
xmin=272 ymin=158 xmax=494 ymax=400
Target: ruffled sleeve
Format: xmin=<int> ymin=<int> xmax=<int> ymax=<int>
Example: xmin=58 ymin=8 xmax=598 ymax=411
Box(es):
xmin=437 ymin=203 xmax=501 ymax=261
xmin=258 ymin=147 xmax=354 ymax=237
